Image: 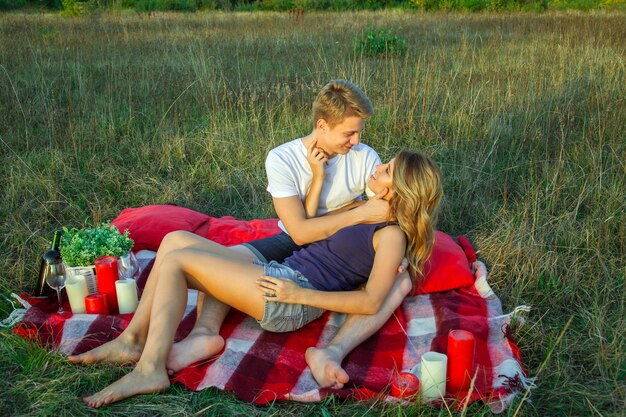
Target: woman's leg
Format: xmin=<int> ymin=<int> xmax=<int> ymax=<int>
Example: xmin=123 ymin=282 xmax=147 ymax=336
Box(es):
xmin=69 ymin=231 xmax=255 ymax=365
xmin=167 ymin=244 xmax=258 ymax=372
xmin=84 ymin=249 xmax=266 ymax=407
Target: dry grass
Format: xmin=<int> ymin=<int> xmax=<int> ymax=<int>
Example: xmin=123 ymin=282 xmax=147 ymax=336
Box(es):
xmin=0 ymin=10 xmax=624 ymax=416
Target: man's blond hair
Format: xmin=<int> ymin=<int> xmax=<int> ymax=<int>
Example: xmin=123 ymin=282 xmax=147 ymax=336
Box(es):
xmin=312 ymin=80 xmax=374 ymax=128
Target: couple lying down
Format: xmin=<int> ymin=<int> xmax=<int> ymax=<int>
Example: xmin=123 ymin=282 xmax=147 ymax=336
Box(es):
xmin=71 ymin=150 xmax=443 ymax=407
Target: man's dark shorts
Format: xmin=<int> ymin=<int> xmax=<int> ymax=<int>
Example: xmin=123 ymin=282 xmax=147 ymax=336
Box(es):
xmin=242 ymin=232 xmax=304 ymax=263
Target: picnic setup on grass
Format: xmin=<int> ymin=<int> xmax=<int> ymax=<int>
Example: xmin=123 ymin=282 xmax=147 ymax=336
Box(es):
xmin=2 ymin=204 xmax=534 ymax=413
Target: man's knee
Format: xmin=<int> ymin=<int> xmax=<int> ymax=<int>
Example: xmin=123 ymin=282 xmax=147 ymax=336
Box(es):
xmin=383 ymin=272 xmax=413 ymax=312
xmin=396 ymin=272 xmax=413 ymax=297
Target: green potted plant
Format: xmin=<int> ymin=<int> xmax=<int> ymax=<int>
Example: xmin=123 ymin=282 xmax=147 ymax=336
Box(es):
xmin=60 ymin=223 xmax=134 ymax=292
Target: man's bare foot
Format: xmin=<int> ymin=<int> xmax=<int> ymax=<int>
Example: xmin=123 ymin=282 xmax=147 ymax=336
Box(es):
xmin=305 ymin=346 xmax=350 ymax=389
xmin=83 ymin=365 xmax=170 ymax=408
xmin=166 ymin=332 xmax=225 ymax=374
xmin=68 ymin=336 xmax=143 ymax=365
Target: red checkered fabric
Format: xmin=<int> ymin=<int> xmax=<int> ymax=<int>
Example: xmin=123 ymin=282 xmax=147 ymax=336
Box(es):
xmin=14 ymin=217 xmax=530 ymax=413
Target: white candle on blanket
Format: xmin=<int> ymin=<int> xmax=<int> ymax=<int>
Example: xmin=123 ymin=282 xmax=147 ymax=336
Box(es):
xmin=65 ymin=274 xmax=89 ymax=314
xmin=420 ymin=351 xmax=448 ymax=402
xmin=115 ymin=279 xmax=139 ymax=314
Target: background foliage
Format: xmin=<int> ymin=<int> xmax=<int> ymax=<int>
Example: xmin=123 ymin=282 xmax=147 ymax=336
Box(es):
xmin=0 ymin=0 xmax=624 ymax=11
xmin=0 ymin=10 xmax=624 ymax=417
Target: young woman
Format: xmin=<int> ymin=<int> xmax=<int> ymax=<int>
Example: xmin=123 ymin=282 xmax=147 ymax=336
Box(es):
xmin=77 ymin=150 xmax=443 ymax=407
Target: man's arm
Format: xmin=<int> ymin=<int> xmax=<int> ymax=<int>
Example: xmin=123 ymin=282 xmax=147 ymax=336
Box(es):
xmin=274 ymin=191 xmax=389 ymax=245
xmin=322 ymin=200 xmax=365 ymax=215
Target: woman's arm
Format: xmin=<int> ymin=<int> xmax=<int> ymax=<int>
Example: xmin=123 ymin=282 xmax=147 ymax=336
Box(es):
xmin=257 ymin=226 xmax=406 ymax=315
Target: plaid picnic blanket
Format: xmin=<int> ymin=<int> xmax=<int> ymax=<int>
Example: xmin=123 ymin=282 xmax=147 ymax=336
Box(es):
xmin=7 ymin=219 xmax=532 ymax=413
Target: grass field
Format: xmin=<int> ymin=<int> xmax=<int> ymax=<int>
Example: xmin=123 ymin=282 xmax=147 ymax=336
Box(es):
xmin=0 ymin=10 xmax=624 ymax=416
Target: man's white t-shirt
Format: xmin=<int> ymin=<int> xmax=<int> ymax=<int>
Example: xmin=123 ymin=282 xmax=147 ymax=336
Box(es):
xmin=266 ymin=138 xmax=381 ymax=233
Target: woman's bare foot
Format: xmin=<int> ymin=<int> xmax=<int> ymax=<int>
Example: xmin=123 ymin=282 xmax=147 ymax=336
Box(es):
xmin=68 ymin=335 xmax=143 ymax=365
xmin=166 ymin=332 xmax=225 ymax=374
xmin=305 ymin=346 xmax=350 ymax=389
xmin=83 ymin=365 xmax=170 ymax=408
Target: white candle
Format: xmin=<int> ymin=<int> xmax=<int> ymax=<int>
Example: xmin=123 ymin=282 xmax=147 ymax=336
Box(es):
xmin=65 ymin=274 xmax=89 ymax=314
xmin=115 ymin=279 xmax=139 ymax=314
xmin=66 ymin=266 xmax=97 ymax=294
xmin=420 ymin=351 xmax=448 ymax=402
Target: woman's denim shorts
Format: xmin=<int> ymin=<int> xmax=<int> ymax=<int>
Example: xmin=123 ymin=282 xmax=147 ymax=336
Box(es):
xmin=256 ymin=261 xmax=325 ymax=333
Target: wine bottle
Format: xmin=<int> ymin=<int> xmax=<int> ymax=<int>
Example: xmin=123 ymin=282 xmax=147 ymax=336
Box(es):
xmin=34 ymin=230 xmax=63 ymax=297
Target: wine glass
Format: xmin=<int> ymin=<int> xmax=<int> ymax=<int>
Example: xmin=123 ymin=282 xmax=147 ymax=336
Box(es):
xmin=44 ymin=258 xmax=67 ymax=314
xmin=118 ymin=252 xmax=139 ymax=280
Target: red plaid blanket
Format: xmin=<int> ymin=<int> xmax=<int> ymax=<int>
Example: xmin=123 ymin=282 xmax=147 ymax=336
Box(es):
xmin=10 ymin=218 xmax=531 ymax=413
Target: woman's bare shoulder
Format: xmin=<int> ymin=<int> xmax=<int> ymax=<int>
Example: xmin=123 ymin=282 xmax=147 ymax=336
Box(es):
xmin=372 ymin=224 xmax=405 ymax=250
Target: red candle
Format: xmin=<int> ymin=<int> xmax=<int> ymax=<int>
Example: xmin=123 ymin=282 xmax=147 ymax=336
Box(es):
xmin=391 ymin=372 xmax=420 ymax=399
xmin=95 ymin=256 xmax=119 ymax=313
xmin=446 ymin=329 xmax=476 ymax=394
xmin=84 ymin=293 xmax=110 ymax=314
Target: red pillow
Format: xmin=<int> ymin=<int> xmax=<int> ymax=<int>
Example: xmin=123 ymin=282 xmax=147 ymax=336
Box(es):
xmin=111 ymin=206 xmax=475 ymax=294
xmin=205 ymin=216 xmax=280 ymax=246
xmin=111 ymin=205 xmax=211 ymax=251
xmin=412 ymin=231 xmax=475 ymax=295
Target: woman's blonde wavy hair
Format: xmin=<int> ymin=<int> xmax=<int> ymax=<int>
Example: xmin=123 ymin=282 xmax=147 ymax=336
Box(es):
xmin=388 ymin=151 xmax=444 ymax=282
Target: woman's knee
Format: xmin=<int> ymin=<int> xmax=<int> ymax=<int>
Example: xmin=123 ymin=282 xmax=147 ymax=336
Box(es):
xmin=157 ymin=250 xmax=196 ymax=286
xmin=160 ymin=230 xmax=197 ymax=252
xmin=159 ymin=250 xmax=183 ymax=270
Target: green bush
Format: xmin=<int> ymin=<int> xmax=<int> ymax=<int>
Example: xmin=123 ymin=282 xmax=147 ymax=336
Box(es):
xmin=602 ymin=0 xmax=626 ymax=9
xmin=0 ymin=0 xmax=28 ymax=10
xmin=329 ymin=0 xmax=358 ymax=9
xmin=550 ymin=0 xmax=602 ymax=9
xmin=459 ymin=0 xmax=488 ymax=9
xmin=198 ymin=0 xmax=220 ymax=9
xmin=355 ymin=27 xmax=407 ymax=57
xmin=135 ymin=0 xmax=199 ymax=11
xmin=60 ymin=0 xmax=83 ymax=14
xmin=257 ymin=0 xmax=293 ymax=10
xmin=135 ymin=0 xmax=157 ymax=9
xmin=119 ymin=0 xmax=137 ymax=8
xmin=233 ymin=1 xmax=255 ymax=9
xmin=293 ymin=0 xmax=331 ymax=9
xmin=165 ymin=0 xmax=198 ymax=11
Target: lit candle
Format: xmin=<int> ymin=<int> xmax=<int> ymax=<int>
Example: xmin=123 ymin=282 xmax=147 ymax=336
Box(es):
xmin=65 ymin=274 xmax=89 ymax=314
xmin=95 ymin=256 xmax=119 ymax=313
xmin=420 ymin=351 xmax=447 ymax=402
xmin=391 ymin=372 xmax=420 ymax=399
xmin=115 ymin=280 xmax=139 ymax=314
xmin=84 ymin=293 xmax=109 ymax=314
xmin=447 ymin=329 xmax=476 ymax=395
